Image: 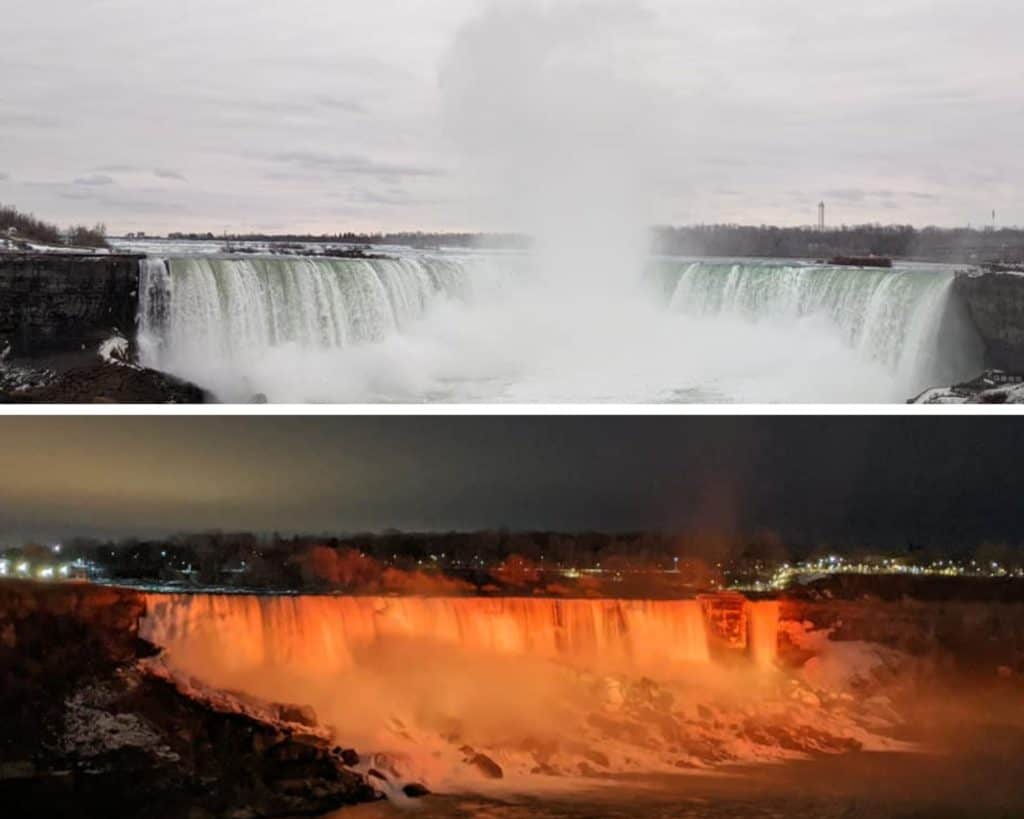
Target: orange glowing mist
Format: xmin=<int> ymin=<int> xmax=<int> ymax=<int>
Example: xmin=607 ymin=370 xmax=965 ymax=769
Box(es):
xmin=141 ymin=594 xmax=794 ymax=788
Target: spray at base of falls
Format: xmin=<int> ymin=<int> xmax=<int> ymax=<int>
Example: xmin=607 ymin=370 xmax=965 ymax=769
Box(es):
xmin=142 ymin=594 xmax=906 ymax=791
xmin=136 ymin=254 xmax=982 ymax=404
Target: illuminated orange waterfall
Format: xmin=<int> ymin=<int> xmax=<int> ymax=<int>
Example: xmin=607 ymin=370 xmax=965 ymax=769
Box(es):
xmin=141 ymin=593 xmax=798 ymax=784
xmin=142 ymin=594 xmax=715 ymax=677
xmin=748 ymin=600 xmax=780 ymax=669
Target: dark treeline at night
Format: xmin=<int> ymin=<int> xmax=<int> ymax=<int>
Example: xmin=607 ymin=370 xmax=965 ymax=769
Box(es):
xmin=161 ymin=224 xmax=1024 ymax=264
xmin=10 ymin=529 xmax=1023 ymax=596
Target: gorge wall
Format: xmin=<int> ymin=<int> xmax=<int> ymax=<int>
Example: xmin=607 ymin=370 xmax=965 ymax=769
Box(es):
xmin=954 ymin=270 xmax=1024 ymax=374
xmin=0 ymin=254 xmax=141 ymax=358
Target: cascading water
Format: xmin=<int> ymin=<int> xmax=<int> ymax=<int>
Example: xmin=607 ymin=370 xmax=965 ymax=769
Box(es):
xmin=135 ymin=252 xmax=982 ymax=403
xmin=139 ymin=593 xmax=900 ymax=789
xmin=663 ymin=259 xmax=980 ymax=388
xmin=137 ymin=255 xmax=491 ymax=380
xmin=142 ymin=594 xmax=714 ymax=677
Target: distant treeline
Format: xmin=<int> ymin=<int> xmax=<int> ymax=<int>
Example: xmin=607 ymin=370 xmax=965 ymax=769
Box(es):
xmin=8 ymin=529 xmax=1021 ymax=594
xmin=167 ymin=230 xmax=531 ymax=251
xmin=0 ymin=203 xmax=109 ymax=249
xmin=165 ymin=224 xmax=1024 ymax=263
xmin=652 ymin=224 xmax=1024 ymax=264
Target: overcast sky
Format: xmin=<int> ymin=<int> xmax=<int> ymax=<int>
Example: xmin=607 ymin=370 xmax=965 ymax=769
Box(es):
xmin=1 ymin=416 xmax=1023 ymax=551
xmin=1 ymin=0 xmax=1021 ymax=233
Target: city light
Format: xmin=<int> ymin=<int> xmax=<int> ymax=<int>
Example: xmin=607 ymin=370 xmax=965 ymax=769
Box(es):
xmin=737 ymin=555 xmax=1024 ymax=592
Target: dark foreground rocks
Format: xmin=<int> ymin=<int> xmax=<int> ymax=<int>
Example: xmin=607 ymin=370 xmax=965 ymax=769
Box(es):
xmin=0 ymin=581 xmax=375 ymax=818
xmin=911 ymin=369 xmax=1024 ymax=404
xmin=0 ymin=361 xmax=207 ymax=404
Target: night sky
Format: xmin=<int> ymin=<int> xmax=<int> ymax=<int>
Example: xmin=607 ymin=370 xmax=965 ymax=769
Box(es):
xmin=0 ymin=416 xmax=1022 ymax=551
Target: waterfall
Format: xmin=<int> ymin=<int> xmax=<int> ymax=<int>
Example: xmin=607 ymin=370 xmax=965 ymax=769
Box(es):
xmin=142 ymin=594 xmax=714 ymax=678
xmin=663 ymin=259 xmax=981 ymax=388
xmin=133 ymin=253 xmax=981 ymax=402
xmin=748 ymin=600 xmax=780 ymax=670
xmin=138 ymin=594 xmax=902 ymax=783
xmin=137 ymin=255 xmax=491 ymax=372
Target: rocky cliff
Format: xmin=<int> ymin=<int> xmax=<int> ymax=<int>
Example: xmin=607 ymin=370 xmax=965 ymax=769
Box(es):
xmin=0 ymin=581 xmax=378 ymax=819
xmin=0 ymin=254 xmax=140 ymax=358
xmin=779 ymin=576 xmax=1024 ymax=677
xmin=954 ymin=269 xmax=1024 ymax=374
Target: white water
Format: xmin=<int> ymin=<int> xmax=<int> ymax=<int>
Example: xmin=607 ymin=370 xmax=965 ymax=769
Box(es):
xmin=136 ymin=251 xmax=981 ymax=403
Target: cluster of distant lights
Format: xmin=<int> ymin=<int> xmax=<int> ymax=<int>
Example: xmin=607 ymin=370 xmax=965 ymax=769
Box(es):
xmin=0 ymin=543 xmax=83 ymax=582
xmin=734 ymin=555 xmax=1024 ymax=592
xmin=0 ymin=558 xmax=75 ymax=581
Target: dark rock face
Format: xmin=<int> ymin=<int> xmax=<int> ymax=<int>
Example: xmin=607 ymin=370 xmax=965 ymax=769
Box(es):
xmin=402 ymin=783 xmax=430 ymax=798
xmin=0 ymin=254 xmax=141 ymax=358
xmin=780 ymin=586 xmax=1024 ymax=676
xmin=464 ymin=751 xmax=504 ymax=779
xmin=954 ymin=270 xmax=1024 ymax=374
xmin=0 ymin=582 xmax=149 ymax=708
xmin=0 ymin=362 xmax=207 ymax=403
xmin=0 ymin=581 xmax=376 ymax=818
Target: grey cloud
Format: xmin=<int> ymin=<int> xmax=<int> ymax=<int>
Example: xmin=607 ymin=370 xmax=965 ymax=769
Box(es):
xmin=0 ymin=111 xmax=61 ymax=129
xmin=269 ymin=151 xmax=445 ymax=181
xmin=73 ymin=174 xmax=115 ymax=187
xmin=823 ymin=188 xmax=940 ymax=204
xmin=60 ymin=189 xmax=187 ymax=214
xmin=315 ymin=96 xmax=369 ymax=115
xmin=0 ymin=173 xmax=9 ymax=182
xmin=823 ymin=188 xmax=867 ymax=203
xmin=195 ymin=94 xmax=369 ymax=121
xmin=704 ymin=157 xmax=749 ymax=168
xmin=351 ymin=187 xmax=440 ymax=207
xmin=154 ymin=168 xmax=186 ymax=181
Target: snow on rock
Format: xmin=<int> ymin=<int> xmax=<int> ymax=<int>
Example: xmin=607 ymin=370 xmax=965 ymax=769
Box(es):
xmin=140 ymin=656 xmax=332 ymax=741
xmin=61 ymin=676 xmax=178 ymax=762
xmin=782 ymin=620 xmax=910 ymax=693
xmin=98 ymin=334 xmax=134 ymax=367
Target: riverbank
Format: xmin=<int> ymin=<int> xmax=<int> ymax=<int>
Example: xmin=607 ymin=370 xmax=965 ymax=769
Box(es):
xmin=0 ymin=359 xmax=207 ymax=403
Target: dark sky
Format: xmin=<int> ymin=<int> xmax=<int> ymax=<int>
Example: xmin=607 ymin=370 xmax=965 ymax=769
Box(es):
xmin=0 ymin=416 xmax=1022 ymax=550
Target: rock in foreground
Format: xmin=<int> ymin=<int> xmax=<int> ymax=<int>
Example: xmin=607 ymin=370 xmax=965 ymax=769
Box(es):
xmin=0 ymin=581 xmax=375 ymax=818
xmin=0 ymin=361 xmax=207 ymax=404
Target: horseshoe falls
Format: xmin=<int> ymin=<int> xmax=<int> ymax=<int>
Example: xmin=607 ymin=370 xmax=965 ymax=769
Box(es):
xmin=136 ymin=253 xmax=983 ymax=403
